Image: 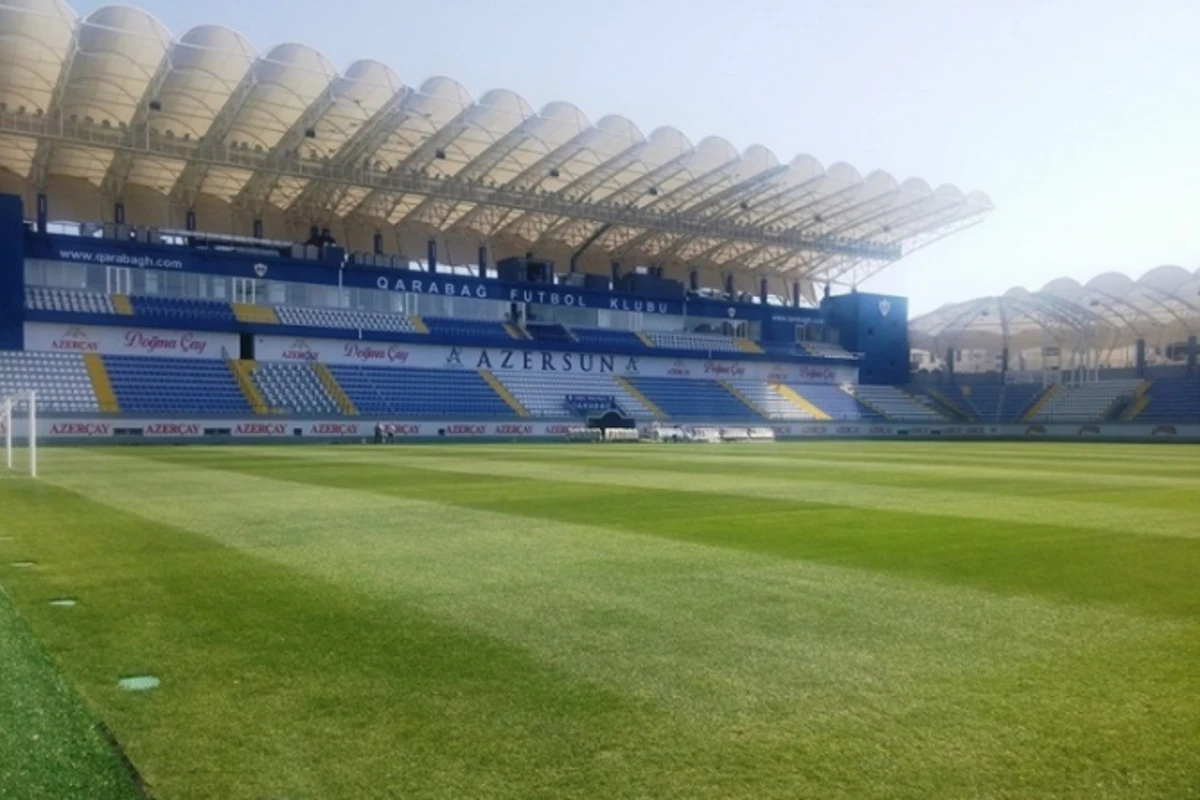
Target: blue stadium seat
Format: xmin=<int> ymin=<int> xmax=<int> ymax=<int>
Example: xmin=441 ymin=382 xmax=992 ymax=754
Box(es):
xmin=422 ymin=318 xmax=514 ymax=346
xmin=524 ymin=322 xmax=575 ymax=345
xmin=961 ymin=384 xmax=1045 ymax=422
xmin=103 ymin=356 xmax=250 ymax=415
xmin=627 ymin=377 xmax=759 ymax=420
xmin=325 ymin=365 xmax=516 ymax=417
xmin=1137 ymin=379 xmax=1200 ymax=421
xmin=128 ymin=295 xmax=237 ymax=323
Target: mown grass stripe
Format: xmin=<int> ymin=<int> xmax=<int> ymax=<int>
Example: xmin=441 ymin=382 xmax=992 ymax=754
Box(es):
xmin=404 ymin=445 xmax=1200 ymax=494
xmin=0 ymin=587 xmax=144 ymax=800
xmin=221 ymin=447 xmax=1200 ymax=540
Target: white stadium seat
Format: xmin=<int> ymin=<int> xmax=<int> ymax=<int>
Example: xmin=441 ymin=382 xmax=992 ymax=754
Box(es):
xmin=0 ymin=351 xmax=101 ymax=413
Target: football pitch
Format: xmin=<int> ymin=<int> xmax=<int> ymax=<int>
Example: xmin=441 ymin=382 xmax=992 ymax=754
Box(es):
xmin=2 ymin=441 xmax=1199 ymax=799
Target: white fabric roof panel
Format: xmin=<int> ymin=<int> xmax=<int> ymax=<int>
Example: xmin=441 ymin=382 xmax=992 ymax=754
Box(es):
xmin=910 ymin=266 xmax=1200 ymax=353
xmin=0 ymin=1 xmax=991 ymax=279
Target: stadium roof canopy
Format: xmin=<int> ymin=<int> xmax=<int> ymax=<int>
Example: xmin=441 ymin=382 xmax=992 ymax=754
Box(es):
xmin=0 ymin=0 xmax=991 ymax=287
xmin=910 ymin=266 xmax=1200 ymax=354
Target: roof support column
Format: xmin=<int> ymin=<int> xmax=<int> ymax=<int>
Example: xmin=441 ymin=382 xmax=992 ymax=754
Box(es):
xmin=946 ymin=347 xmax=956 ymax=385
xmin=1135 ymin=339 xmax=1146 ymax=379
xmin=478 ymin=245 xmax=488 ymax=277
xmin=792 ymin=281 xmax=801 ymax=308
xmin=374 ymin=232 xmax=384 ymax=255
xmin=427 ymin=239 xmax=438 ymax=273
xmin=1188 ymin=335 xmax=1197 ymax=379
xmin=36 ymin=193 xmax=47 ymax=235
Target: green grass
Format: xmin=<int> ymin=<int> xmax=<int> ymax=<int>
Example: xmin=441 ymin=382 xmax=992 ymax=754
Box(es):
xmin=0 ymin=580 xmax=143 ymax=800
xmin=1 ymin=441 xmax=1199 ymax=799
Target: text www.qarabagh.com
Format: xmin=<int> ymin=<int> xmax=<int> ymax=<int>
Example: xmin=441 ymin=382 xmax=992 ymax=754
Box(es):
xmin=55 ymin=250 xmax=184 ymax=270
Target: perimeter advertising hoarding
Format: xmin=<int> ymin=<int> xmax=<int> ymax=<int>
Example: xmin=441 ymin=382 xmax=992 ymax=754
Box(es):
xmin=252 ymin=335 xmax=857 ymax=385
xmin=11 ymin=418 xmax=1200 ymax=442
xmin=24 ymin=322 xmax=238 ymax=360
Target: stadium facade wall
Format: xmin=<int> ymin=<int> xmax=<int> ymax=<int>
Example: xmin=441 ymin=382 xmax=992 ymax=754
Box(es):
xmin=29 ymin=232 xmax=773 ymax=323
xmin=821 ymin=292 xmax=910 ymax=385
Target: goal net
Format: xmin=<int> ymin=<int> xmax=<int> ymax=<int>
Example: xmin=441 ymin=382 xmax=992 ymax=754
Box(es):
xmin=1 ymin=390 xmax=37 ymax=478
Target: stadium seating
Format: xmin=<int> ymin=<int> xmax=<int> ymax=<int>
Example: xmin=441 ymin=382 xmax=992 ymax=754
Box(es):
xmin=646 ymin=332 xmax=741 ymax=353
xmin=274 ymin=306 xmax=416 ymax=333
xmin=251 ymin=362 xmax=339 ymax=415
xmin=0 ymin=351 xmax=100 ymax=412
xmin=325 ymin=365 xmax=516 ymax=417
xmin=422 ymin=318 xmax=514 ymax=346
xmin=25 ymin=286 xmax=115 ymax=315
xmin=128 ymin=295 xmax=236 ymax=323
xmin=957 ymin=384 xmax=1045 ymax=422
xmin=802 ymin=342 xmax=855 ymax=359
xmin=102 ymin=356 xmax=251 ymax=414
xmin=523 ymin=322 xmax=575 ymax=345
xmin=725 ymin=380 xmax=818 ymax=420
xmin=1135 ymin=379 xmax=1200 ymax=422
xmin=917 ymin=386 xmax=976 ymax=420
xmin=571 ymin=328 xmax=647 ymax=350
xmin=626 ymin=376 xmax=758 ymax=419
xmin=761 ymin=342 xmax=804 ymax=356
xmin=792 ymin=384 xmax=884 ymax=421
xmin=1031 ymin=379 xmax=1142 ymax=421
xmin=851 ymin=385 xmax=946 ymax=421
xmin=497 ymin=373 xmax=656 ymax=419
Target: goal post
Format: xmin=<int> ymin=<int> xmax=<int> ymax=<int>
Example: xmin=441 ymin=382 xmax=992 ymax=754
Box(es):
xmin=2 ymin=390 xmax=37 ymax=478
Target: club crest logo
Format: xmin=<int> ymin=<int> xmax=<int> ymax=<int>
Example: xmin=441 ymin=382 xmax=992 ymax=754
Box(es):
xmin=253 ymin=262 xmax=268 ymax=278
xmin=878 ymin=300 xmax=891 ymax=317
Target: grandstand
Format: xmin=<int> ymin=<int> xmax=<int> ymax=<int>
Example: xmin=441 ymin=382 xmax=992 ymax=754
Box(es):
xmin=0 ymin=0 xmax=1195 ymax=445
xmin=0 ymin=0 xmax=1003 ymax=443
xmin=908 ymin=267 xmax=1200 ymax=430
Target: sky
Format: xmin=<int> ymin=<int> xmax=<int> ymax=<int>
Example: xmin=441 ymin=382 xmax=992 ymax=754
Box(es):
xmin=71 ymin=0 xmax=1200 ymax=315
